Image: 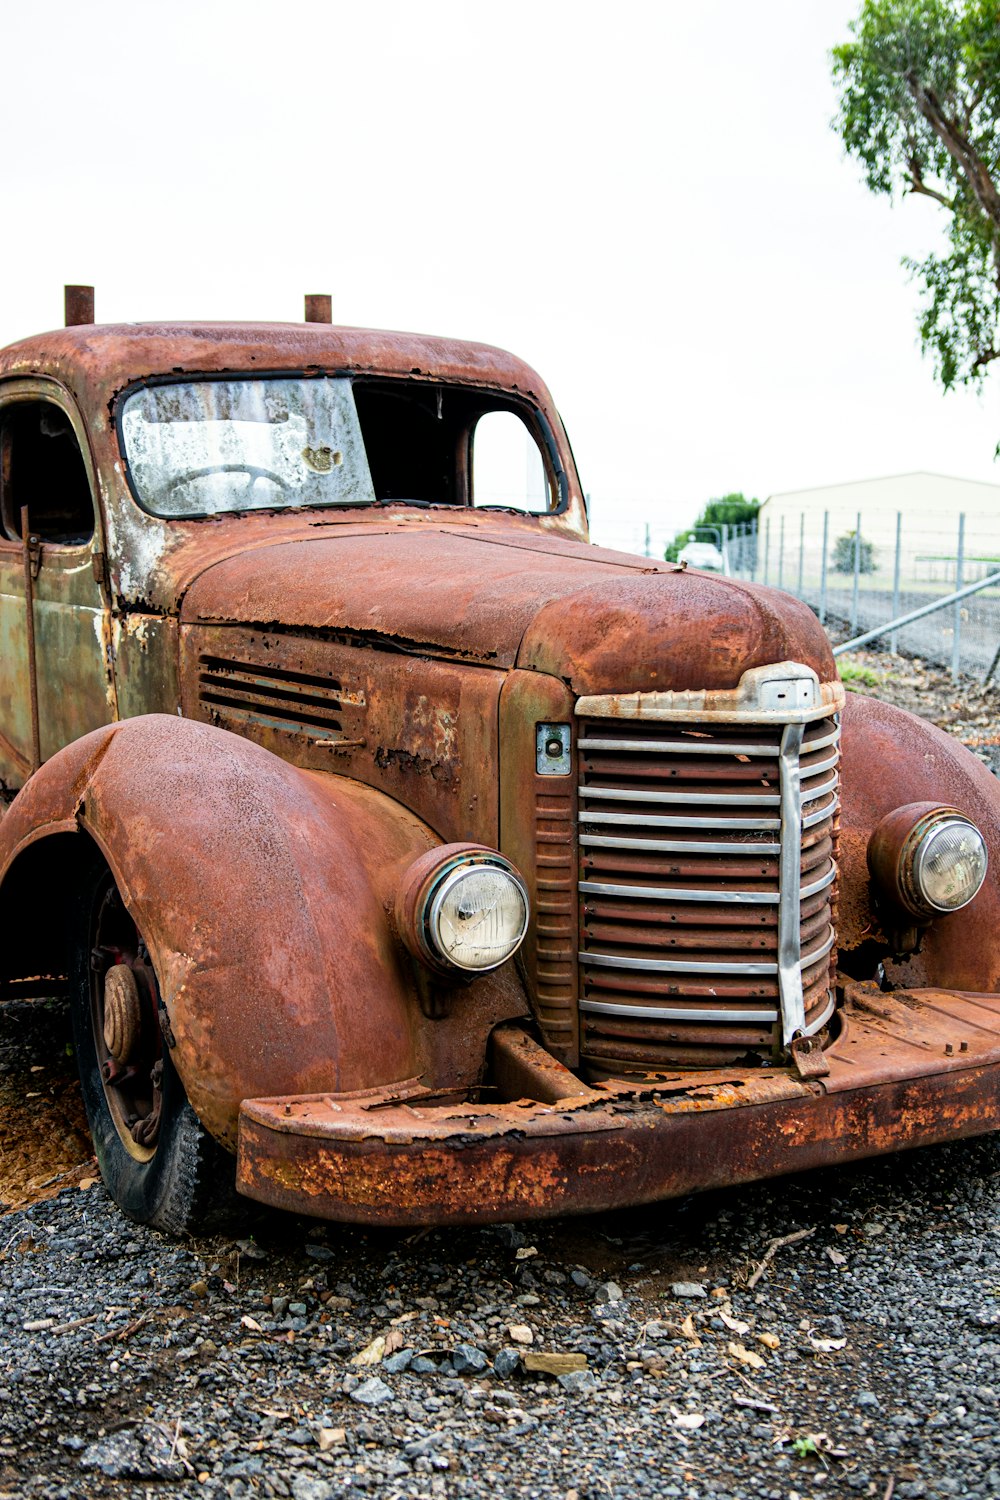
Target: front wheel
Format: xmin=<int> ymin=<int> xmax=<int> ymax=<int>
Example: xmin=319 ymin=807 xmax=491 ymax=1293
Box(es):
xmin=72 ymin=857 xmax=242 ymax=1234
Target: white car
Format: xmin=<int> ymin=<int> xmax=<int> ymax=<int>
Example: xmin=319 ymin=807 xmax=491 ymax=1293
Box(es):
xmin=677 ymin=540 xmax=727 ymax=572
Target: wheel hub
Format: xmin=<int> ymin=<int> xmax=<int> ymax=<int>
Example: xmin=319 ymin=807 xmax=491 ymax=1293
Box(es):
xmin=103 ymin=964 xmax=142 ymax=1063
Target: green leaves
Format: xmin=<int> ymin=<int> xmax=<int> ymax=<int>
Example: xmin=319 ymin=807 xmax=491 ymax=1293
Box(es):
xmin=832 ymin=1 xmax=1000 ymax=391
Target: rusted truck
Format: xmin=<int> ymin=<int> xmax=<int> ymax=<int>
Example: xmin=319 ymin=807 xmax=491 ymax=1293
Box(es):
xmin=1 ymin=287 xmax=998 ymax=1232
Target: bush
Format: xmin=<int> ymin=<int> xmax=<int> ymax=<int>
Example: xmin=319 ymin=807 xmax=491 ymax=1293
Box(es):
xmin=832 ymin=530 xmax=876 ymax=574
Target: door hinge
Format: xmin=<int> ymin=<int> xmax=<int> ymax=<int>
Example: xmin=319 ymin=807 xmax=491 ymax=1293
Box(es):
xmin=27 ymin=533 xmax=42 ymax=580
xmin=92 ymin=548 xmax=110 ymax=592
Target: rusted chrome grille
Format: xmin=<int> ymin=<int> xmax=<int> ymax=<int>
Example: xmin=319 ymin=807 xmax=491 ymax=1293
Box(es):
xmin=197 ymin=654 xmax=366 ymax=746
xmin=577 ymin=714 xmax=839 ymax=1076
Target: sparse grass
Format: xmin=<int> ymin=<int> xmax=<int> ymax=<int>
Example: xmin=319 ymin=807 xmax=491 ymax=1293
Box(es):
xmin=838 ymin=659 xmax=883 ymax=690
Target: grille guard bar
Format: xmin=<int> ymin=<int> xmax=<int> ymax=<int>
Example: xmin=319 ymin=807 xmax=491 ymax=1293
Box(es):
xmin=236 ymin=986 xmax=1000 ymax=1225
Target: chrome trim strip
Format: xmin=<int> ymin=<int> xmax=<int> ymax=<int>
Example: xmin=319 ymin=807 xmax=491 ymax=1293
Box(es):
xmin=579 ymin=990 xmax=836 ymax=1031
xmin=801 ymin=773 xmax=839 ymax=805
xmin=580 ymin=951 xmax=777 ymax=975
xmin=577 ymin=926 xmax=835 ymax=976
xmin=802 ymin=727 xmax=841 ymax=753
xmin=580 ymin=999 xmax=779 ymax=1023
xmin=799 ymin=751 xmax=839 ymax=778
xmin=579 ymin=867 xmax=834 ymax=904
xmin=777 ymin=722 xmax=806 ymax=1045
xmin=801 ymin=989 xmax=837 ymax=1037
xmin=580 ymin=834 xmax=782 ymax=855
xmin=577 ymin=772 xmax=837 ymax=809
xmin=580 ymin=787 xmax=783 ymax=806
xmin=579 ymin=880 xmax=779 ymax=904
xmin=580 ymin=811 xmax=783 ymax=830
xmin=801 ymin=925 xmax=836 ymax=968
xmin=800 ymin=865 xmax=837 ymax=899
xmin=578 ymin=737 xmax=781 ymax=756
xmin=578 ymin=729 xmax=840 ymax=758
xmin=577 ymin=798 xmax=837 ymax=833
xmin=804 ymin=798 xmax=839 ymax=830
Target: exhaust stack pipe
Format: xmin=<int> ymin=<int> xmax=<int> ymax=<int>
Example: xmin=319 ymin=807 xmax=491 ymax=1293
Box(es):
xmin=65 ymin=285 xmax=95 ymax=326
xmin=304 ymin=294 xmax=332 ymax=324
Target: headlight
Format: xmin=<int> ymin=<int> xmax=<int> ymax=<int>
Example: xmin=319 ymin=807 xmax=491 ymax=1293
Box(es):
xmin=868 ymin=803 xmax=988 ymax=919
xmin=396 ymin=845 xmax=529 ymax=974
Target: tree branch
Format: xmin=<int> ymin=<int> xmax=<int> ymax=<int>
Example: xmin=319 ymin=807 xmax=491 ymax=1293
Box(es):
xmin=904 ymin=72 xmax=1000 ymax=230
xmin=905 ymin=165 xmax=953 ymax=208
xmin=971 ymin=346 xmax=1000 ymax=374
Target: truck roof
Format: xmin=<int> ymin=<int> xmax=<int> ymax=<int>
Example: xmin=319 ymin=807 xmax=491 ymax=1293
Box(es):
xmin=0 ymin=322 xmax=553 ymax=411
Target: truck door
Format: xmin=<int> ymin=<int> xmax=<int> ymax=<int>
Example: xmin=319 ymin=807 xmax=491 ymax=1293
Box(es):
xmin=0 ymin=384 xmax=116 ymax=790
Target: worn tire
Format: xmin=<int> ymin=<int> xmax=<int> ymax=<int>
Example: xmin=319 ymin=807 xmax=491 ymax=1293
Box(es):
xmin=72 ymin=853 xmax=243 ymax=1235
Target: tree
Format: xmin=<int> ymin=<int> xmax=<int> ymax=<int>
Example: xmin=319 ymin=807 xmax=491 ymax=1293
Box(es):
xmin=832 ymin=1 xmax=1000 ymax=393
xmin=664 ymin=493 xmax=759 ymax=562
xmin=832 ymin=529 xmax=878 ymax=573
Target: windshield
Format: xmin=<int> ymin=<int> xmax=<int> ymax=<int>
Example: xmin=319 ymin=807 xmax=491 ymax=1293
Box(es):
xmin=120 ymin=377 xmax=376 ymax=517
xmin=120 ymin=374 xmax=560 ymax=519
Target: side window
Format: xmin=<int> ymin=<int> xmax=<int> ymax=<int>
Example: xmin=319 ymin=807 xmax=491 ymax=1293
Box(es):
xmin=0 ymin=400 xmax=94 ymax=544
xmin=471 ymin=410 xmax=552 ymax=512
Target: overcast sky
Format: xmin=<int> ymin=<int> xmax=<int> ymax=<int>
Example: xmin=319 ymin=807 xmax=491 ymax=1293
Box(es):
xmin=3 ymin=0 xmax=997 ymax=549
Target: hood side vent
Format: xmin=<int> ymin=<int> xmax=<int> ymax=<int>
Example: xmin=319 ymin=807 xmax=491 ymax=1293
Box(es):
xmin=197 ymin=654 xmax=366 ymax=747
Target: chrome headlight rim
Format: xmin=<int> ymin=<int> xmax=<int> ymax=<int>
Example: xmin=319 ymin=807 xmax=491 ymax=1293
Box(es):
xmin=424 ymin=857 xmax=530 ymax=973
xmin=906 ymin=813 xmax=988 ymax=916
xmin=396 ymin=844 xmax=530 ymax=975
xmin=868 ymin=802 xmax=988 ymax=920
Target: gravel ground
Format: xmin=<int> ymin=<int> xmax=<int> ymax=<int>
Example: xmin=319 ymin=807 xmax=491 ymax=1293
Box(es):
xmin=831 ymin=647 xmax=1000 ymax=773
xmin=1 ymin=652 xmax=999 ymax=1500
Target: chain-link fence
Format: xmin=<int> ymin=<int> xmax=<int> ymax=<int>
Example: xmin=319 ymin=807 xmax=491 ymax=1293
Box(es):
xmin=745 ymin=509 xmax=1000 ymax=679
xmin=593 ymin=509 xmax=1000 ymax=680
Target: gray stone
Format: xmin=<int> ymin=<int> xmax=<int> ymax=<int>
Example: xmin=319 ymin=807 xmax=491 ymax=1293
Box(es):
xmin=291 ymin=1478 xmax=337 ymax=1500
xmin=452 ymin=1343 xmax=489 ymax=1374
xmin=594 ymin=1281 xmax=624 ymax=1304
xmin=493 ymin=1348 xmax=521 ymax=1378
xmin=670 ymin=1282 xmax=707 ymax=1299
xmin=350 ymin=1376 xmax=395 ymax=1407
xmin=79 ymin=1423 xmax=186 ymax=1480
xmin=405 ymin=1433 xmax=445 ymax=1459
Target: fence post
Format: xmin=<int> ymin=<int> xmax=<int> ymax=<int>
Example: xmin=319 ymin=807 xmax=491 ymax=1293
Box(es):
xmin=778 ymin=515 xmax=785 ymax=590
xmin=952 ymin=512 xmax=965 ymax=680
xmin=819 ymin=511 xmax=829 ymax=625
xmin=750 ymin=520 xmax=758 ymax=582
xmin=763 ymin=518 xmax=771 ymax=585
xmin=889 ymin=511 xmax=902 ymax=654
xmin=644 ymin=522 xmax=651 ymax=559
xmin=851 ymin=511 xmax=862 ymax=635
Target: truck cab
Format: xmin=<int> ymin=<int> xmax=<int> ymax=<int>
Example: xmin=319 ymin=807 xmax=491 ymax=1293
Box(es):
xmin=1 ymin=291 xmax=998 ymax=1232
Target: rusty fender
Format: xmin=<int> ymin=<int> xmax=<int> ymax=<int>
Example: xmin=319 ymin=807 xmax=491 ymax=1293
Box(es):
xmin=0 ymin=715 xmax=528 ymax=1148
xmin=837 ymin=694 xmax=1000 ymax=990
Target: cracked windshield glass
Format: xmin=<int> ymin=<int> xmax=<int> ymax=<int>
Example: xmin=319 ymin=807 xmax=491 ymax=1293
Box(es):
xmin=120 ymin=377 xmax=376 ymax=517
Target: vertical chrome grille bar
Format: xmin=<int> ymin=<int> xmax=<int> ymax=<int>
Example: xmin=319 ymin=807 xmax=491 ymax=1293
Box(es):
xmin=777 ymin=722 xmax=805 ymax=1045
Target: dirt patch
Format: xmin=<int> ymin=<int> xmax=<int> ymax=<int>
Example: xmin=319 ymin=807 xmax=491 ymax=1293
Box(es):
xmin=835 ymin=646 xmax=1000 ymax=770
xmin=0 ymin=1000 xmax=94 ymax=1213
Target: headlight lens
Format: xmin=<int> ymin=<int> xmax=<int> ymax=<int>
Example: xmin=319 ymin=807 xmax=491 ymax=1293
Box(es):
xmin=427 ymin=862 xmax=529 ymax=972
xmin=868 ymin=803 xmax=988 ymax=920
xmin=910 ymin=817 xmax=988 ymax=913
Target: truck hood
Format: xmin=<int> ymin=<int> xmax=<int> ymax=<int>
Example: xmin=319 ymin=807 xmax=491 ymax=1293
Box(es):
xmin=180 ymin=522 xmax=835 ymax=695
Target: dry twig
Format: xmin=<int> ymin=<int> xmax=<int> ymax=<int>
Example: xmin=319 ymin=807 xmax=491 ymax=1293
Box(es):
xmin=747 ymin=1227 xmax=816 ymax=1290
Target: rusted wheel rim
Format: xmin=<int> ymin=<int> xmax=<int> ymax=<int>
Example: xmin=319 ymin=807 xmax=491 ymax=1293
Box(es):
xmin=88 ymin=879 xmax=163 ymax=1163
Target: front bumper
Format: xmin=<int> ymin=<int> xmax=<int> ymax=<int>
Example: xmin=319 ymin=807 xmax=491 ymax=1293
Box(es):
xmin=235 ymin=984 xmax=1000 ymax=1225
